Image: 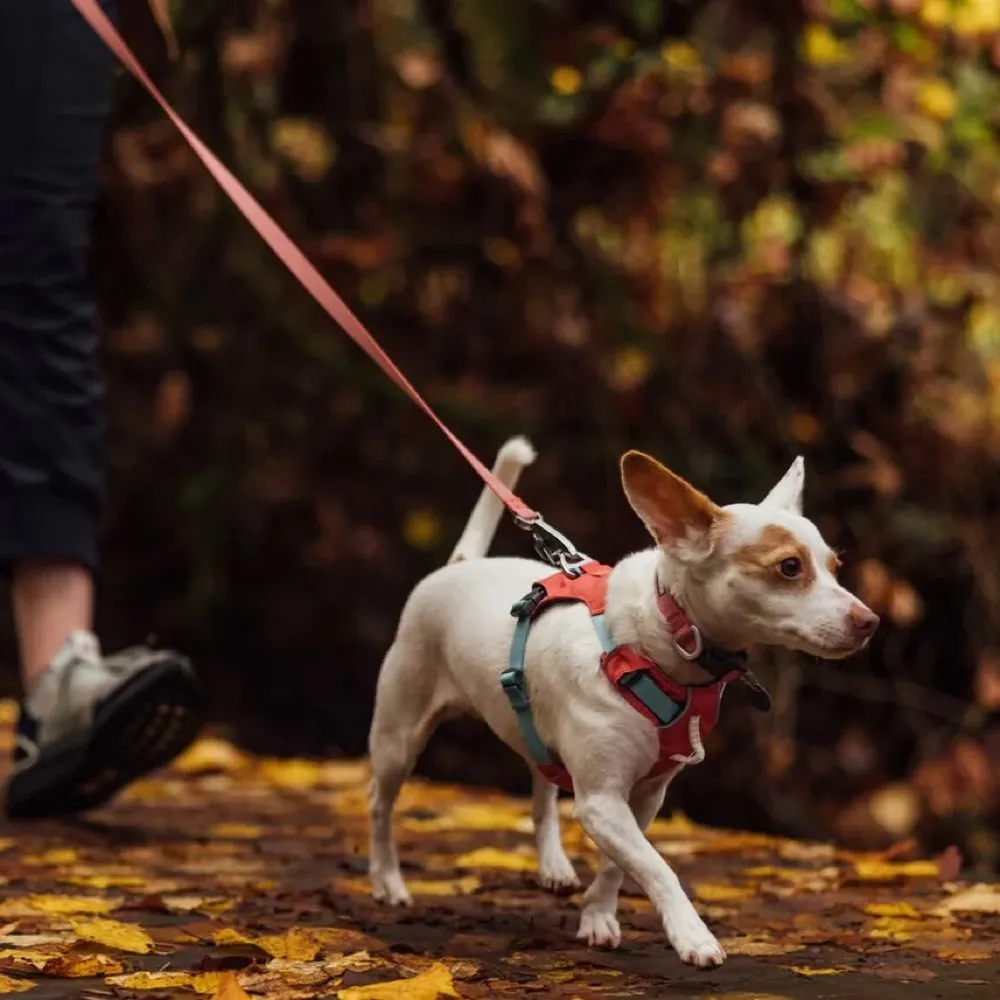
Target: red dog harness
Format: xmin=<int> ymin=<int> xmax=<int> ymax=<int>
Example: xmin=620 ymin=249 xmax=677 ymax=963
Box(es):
xmin=502 ymin=561 xmax=758 ymax=792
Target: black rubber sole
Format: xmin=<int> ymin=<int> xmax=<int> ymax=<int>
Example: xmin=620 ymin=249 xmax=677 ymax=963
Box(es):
xmin=5 ymin=657 xmax=204 ymax=819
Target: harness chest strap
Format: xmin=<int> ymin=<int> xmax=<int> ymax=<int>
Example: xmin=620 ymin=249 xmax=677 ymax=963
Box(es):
xmin=501 ymin=562 xmax=743 ymax=792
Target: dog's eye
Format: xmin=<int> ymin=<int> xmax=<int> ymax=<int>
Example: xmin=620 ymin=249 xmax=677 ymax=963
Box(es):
xmin=779 ymin=557 xmax=802 ymax=579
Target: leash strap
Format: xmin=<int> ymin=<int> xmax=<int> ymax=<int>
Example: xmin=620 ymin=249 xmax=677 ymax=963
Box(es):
xmin=70 ymin=0 xmax=538 ymax=524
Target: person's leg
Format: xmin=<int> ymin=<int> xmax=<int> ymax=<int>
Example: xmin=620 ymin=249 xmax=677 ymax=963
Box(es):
xmin=14 ymin=562 xmax=94 ymax=690
xmin=0 ymin=0 xmax=203 ymax=818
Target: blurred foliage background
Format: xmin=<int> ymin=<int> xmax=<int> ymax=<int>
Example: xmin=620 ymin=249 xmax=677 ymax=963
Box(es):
xmin=5 ymin=0 xmax=1000 ymax=869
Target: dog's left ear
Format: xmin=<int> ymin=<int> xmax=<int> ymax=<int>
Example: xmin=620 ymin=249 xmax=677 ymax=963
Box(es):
xmin=620 ymin=451 xmax=723 ymax=561
xmin=761 ymin=456 xmax=805 ymax=514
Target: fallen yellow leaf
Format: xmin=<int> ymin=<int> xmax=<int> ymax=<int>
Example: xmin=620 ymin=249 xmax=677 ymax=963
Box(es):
xmin=864 ymin=902 xmax=925 ymax=919
xmin=240 ymin=960 xmax=333 ymax=992
xmin=172 ymin=737 xmax=250 ymax=775
xmin=402 ymin=802 xmax=533 ymax=834
xmin=61 ymin=872 xmax=147 ymax=890
xmin=693 ymin=883 xmax=756 ymax=903
xmin=108 ymin=970 xmax=226 ymax=994
xmin=212 ymin=928 xmax=256 ymax=948
xmin=0 ymin=975 xmax=33 ymax=994
xmin=851 ymin=860 xmax=939 ymax=882
xmin=647 ymin=811 xmax=699 ymax=837
xmin=160 ymin=895 xmax=235 ymax=914
xmin=0 ymin=935 xmax=68 ymax=949
xmin=778 ymin=841 xmax=835 ymax=863
xmin=108 ymin=971 xmax=193 ymax=990
xmin=257 ymin=758 xmax=324 ymax=789
xmin=22 ymin=849 xmax=78 ymax=866
xmin=341 ymin=875 xmax=480 ymax=897
xmin=741 ymin=866 xmax=816 ymax=881
xmin=407 ymin=877 xmax=480 ymax=896
xmin=867 ymin=917 xmax=918 ymax=942
xmin=324 ymin=951 xmax=387 ymax=975
xmin=192 ymin=973 xmax=228 ymax=995
xmin=209 ymin=823 xmax=263 ymax=840
xmin=317 ymin=760 xmax=370 ymax=787
xmin=719 ymin=937 xmax=804 ymax=957
xmin=454 ymin=847 xmax=536 ymax=872
xmin=0 ymin=895 xmax=120 ymax=918
xmin=43 ymin=952 xmax=125 ymax=977
xmin=210 ymin=971 xmax=251 ymax=1000
xmin=338 ymin=962 xmax=458 ymax=1000
xmin=70 ymin=917 xmax=154 ymax=955
xmin=786 ymin=966 xmax=849 ymax=977
xmin=255 ymin=927 xmax=322 ymax=961
xmin=0 ymin=951 xmax=54 ymax=973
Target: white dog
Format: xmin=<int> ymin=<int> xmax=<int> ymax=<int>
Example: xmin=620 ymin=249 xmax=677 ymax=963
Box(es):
xmin=368 ymin=438 xmax=877 ymax=968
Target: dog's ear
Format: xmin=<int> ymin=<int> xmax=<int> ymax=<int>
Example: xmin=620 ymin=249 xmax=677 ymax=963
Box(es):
xmin=761 ymin=456 xmax=805 ymax=515
xmin=620 ymin=451 xmax=723 ymax=560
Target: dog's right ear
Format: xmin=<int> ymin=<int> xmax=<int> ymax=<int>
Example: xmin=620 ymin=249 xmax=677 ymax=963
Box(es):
xmin=620 ymin=451 xmax=723 ymax=561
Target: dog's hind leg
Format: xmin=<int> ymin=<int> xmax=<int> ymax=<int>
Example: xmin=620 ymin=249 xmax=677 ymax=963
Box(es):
xmin=368 ymin=638 xmax=453 ymax=906
xmin=532 ymin=770 xmax=580 ymax=892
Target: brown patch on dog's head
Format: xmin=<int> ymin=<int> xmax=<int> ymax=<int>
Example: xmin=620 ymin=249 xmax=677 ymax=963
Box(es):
xmin=620 ymin=451 xmax=726 ymax=553
xmin=733 ymin=524 xmax=815 ymax=590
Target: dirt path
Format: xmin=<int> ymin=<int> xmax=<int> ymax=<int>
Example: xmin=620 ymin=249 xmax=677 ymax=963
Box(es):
xmin=0 ymin=724 xmax=996 ymax=998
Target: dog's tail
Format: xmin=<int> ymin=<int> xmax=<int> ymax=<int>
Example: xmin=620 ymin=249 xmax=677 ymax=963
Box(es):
xmin=448 ymin=436 xmax=536 ymax=564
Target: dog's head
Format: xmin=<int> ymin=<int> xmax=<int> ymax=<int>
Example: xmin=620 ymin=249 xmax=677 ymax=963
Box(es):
xmin=620 ymin=451 xmax=878 ymax=658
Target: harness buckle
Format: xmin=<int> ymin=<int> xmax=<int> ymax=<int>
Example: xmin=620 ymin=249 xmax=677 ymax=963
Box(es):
xmin=510 ymin=583 xmax=548 ymax=620
xmin=514 ymin=514 xmax=589 ymax=578
xmin=499 ymin=668 xmax=529 ymax=710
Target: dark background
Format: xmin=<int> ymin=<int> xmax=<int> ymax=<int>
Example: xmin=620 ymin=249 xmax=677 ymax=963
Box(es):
xmin=4 ymin=0 xmax=1000 ymax=870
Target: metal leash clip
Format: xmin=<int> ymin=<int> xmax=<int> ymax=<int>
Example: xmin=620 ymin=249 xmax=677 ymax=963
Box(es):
xmin=514 ymin=514 xmax=589 ymax=578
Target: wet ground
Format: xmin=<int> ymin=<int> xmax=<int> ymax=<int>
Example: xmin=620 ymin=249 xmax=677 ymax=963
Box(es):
xmin=0 ymin=724 xmax=996 ymax=999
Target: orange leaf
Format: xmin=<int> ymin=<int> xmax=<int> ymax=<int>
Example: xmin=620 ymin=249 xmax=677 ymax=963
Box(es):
xmin=210 ymin=971 xmax=251 ymax=1000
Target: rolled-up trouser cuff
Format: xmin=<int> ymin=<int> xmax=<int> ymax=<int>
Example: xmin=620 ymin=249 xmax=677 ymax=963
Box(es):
xmin=0 ymin=487 xmax=100 ymax=575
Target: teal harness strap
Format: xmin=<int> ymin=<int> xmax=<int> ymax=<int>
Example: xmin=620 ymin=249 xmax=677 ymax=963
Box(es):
xmin=501 ymin=613 xmax=553 ymax=765
xmin=502 ymin=590 xmax=685 ymax=771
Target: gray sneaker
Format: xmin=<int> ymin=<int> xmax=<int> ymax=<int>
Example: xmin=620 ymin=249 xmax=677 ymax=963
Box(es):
xmin=5 ymin=631 xmax=203 ymax=819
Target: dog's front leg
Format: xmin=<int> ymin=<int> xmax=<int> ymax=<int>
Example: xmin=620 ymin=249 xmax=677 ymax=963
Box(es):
xmin=574 ymin=787 xmax=725 ymax=968
xmin=577 ymin=776 xmax=669 ymax=948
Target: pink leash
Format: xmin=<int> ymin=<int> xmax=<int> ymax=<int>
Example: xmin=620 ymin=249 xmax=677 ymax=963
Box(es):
xmin=70 ymin=0 xmax=594 ymax=570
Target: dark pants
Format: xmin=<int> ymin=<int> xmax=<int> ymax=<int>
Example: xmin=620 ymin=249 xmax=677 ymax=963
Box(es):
xmin=0 ymin=0 xmax=116 ymax=573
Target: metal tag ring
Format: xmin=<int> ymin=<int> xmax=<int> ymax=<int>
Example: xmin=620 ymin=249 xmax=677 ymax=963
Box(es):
xmin=673 ymin=626 xmax=704 ymax=661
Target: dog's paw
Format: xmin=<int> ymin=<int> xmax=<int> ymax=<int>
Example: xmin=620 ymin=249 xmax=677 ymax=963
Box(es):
xmin=539 ymin=853 xmax=581 ymax=893
xmin=667 ymin=919 xmax=726 ymax=969
xmin=370 ymin=869 xmax=412 ymax=907
xmin=577 ymin=908 xmax=622 ymax=949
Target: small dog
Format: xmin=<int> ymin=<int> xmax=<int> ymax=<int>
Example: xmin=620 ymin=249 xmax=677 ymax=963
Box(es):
xmin=368 ymin=438 xmax=877 ymax=968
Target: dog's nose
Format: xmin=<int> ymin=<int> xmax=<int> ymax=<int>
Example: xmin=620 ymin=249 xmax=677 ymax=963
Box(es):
xmin=848 ymin=604 xmax=879 ymax=640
